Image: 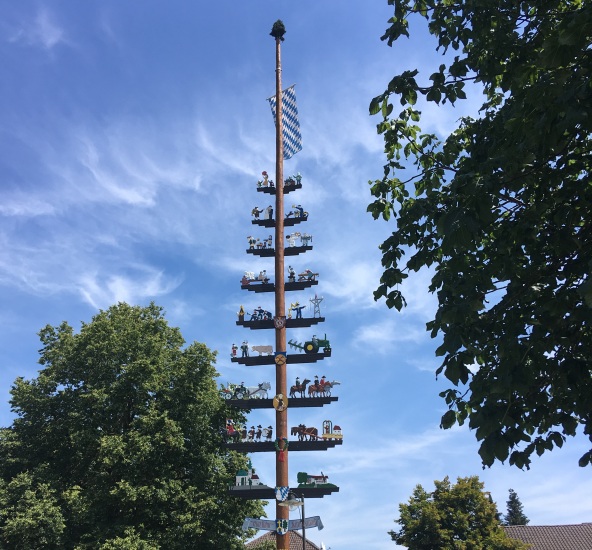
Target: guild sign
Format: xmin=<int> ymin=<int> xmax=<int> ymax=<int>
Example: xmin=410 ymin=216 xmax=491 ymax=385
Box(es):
xmin=274 ymin=353 xmax=287 ymax=366
xmin=276 ymin=519 xmax=289 ymax=535
xmin=274 ymin=316 xmax=286 ymax=329
xmin=273 ymin=394 xmax=288 ymax=411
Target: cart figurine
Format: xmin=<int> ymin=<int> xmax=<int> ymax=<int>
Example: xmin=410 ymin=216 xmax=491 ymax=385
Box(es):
xmin=322 ymin=420 xmax=343 ymax=440
xmin=288 ymin=334 xmax=331 ymax=354
xmin=257 ymin=171 xmax=274 ymax=188
xmin=222 ymin=381 xmax=271 ymax=400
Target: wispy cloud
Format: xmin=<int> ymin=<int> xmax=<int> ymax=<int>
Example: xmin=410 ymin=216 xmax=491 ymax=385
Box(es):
xmin=77 ymin=267 xmax=183 ymax=310
xmin=8 ymin=8 xmax=67 ymax=50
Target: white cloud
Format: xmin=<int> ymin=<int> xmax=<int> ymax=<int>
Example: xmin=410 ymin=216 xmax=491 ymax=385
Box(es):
xmin=77 ymin=268 xmax=183 ymax=310
xmin=9 ymin=8 xmax=66 ymax=50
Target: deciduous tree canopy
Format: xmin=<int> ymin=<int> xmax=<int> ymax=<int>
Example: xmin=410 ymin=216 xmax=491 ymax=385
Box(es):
xmin=0 ymin=302 xmax=262 ymax=549
xmin=390 ymin=476 xmax=528 ymax=549
xmin=369 ymin=0 xmax=592 ymax=469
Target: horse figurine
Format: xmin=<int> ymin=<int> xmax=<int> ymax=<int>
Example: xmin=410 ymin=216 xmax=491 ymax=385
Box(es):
xmin=289 ymin=378 xmax=311 ymax=398
xmin=308 ymin=380 xmax=341 ymax=397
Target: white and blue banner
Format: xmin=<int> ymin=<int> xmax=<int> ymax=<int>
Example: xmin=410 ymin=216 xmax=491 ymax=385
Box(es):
xmin=242 ymin=516 xmax=324 ymax=532
xmin=275 ymin=486 xmax=289 ymax=501
xmin=268 ymin=85 xmax=302 ymax=160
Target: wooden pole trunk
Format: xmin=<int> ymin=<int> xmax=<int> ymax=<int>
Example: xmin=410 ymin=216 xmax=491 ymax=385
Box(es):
xmin=274 ymin=34 xmax=288 ymax=550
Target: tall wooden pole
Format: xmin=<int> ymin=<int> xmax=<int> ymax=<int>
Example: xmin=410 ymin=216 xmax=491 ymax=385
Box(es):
xmin=273 ymin=30 xmax=288 ymax=550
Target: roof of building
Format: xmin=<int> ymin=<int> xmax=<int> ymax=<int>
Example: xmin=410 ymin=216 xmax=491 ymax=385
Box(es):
xmin=246 ymin=531 xmax=321 ymax=550
xmin=503 ymin=523 xmax=592 ymax=549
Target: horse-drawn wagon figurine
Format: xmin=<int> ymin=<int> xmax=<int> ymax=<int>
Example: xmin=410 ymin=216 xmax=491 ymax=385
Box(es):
xmin=219 ymin=381 xmax=271 ymax=400
xmin=288 ymin=334 xmax=331 ymax=354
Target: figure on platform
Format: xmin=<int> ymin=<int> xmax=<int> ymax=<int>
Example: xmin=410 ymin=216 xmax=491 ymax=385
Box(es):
xmin=258 ymin=171 xmax=271 ymax=187
xmin=241 ymin=340 xmax=249 ymax=357
xmin=292 ymin=204 xmax=305 ymax=218
xmin=291 ymin=301 xmax=306 ymax=319
xmin=265 ymin=425 xmax=273 ymax=442
xmin=286 ymin=232 xmax=301 ymax=247
xmin=264 ymin=205 xmax=273 ymax=220
xmin=320 ymin=375 xmax=327 ymax=390
xmin=238 ymin=305 xmax=245 ymax=322
xmin=266 ymin=235 xmax=273 ymax=248
xmin=247 ymin=236 xmax=257 ymax=249
xmin=287 ymin=265 xmax=296 ymax=283
xmin=301 ymin=233 xmax=313 ymax=246
xmin=251 ymin=206 xmax=264 ymax=219
xmin=231 ymin=343 xmax=238 ymax=358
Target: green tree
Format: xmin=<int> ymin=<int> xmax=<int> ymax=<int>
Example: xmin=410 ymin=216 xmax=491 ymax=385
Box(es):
xmin=503 ymin=489 xmax=529 ymax=526
xmin=390 ymin=476 xmax=528 ymax=549
xmin=368 ymin=0 xmax=592 ymax=469
xmin=0 ymin=303 xmax=263 ymax=549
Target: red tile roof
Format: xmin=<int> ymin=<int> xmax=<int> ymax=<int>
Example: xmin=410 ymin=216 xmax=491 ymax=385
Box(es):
xmin=503 ymin=523 xmax=592 ymax=549
xmin=246 ymin=530 xmax=321 ymax=550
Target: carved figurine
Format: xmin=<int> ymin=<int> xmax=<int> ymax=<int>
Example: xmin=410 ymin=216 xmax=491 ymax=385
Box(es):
xmin=257 ymin=171 xmax=274 ymax=188
xmin=286 ymin=232 xmax=301 ymax=247
xmin=287 ymin=265 xmax=296 ymax=283
xmin=289 ymin=378 xmax=311 ymax=398
xmin=300 ymin=233 xmax=313 ymax=246
xmin=231 ymin=343 xmax=238 ymax=358
xmin=251 ymin=344 xmax=273 ymax=356
xmin=238 ymin=305 xmax=245 ymax=321
xmin=247 ymin=235 xmax=257 ymax=249
xmin=310 ymin=294 xmax=323 ymax=318
xmin=308 ymin=378 xmax=340 ymax=397
xmin=264 ymin=205 xmax=273 ymax=220
xmin=298 ymin=269 xmax=318 ymax=282
xmin=290 ymin=301 xmax=306 ymax=319
xmin=251 ymin=206 xmax=264 ymax=219
xmin=240 ymin=340 xmax=249 ymax=357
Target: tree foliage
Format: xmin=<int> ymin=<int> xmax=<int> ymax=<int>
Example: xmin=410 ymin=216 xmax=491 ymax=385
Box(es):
xmin=503 ymin=489 xmax=529 ymax=526
xmin=390 ymin=476 xmax=528 ymax=549
xmin=368 ymin=0 xmax=592 ymax=469
xmin=0 ymin=303 xmax=263 ymax=549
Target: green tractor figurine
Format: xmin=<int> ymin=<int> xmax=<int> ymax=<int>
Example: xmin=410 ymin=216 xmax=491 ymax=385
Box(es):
xmin=288 ymin=334 xmax=331 ymax=354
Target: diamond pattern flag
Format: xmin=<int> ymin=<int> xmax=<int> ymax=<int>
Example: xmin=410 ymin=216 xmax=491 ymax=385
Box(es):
xmin=268 ymin=85 xmax=302 ymax=160
xmin=275 ymin=486 xmax=289 ymax=501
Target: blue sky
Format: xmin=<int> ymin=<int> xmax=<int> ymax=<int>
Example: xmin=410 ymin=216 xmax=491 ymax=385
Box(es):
xmin=1 ymin=2 xmax=591 ymax=549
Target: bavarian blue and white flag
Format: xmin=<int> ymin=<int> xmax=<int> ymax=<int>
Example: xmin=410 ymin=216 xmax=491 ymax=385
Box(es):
xmin=275 ymin=486 xmax=289 ymax=502
xmin=268 ymin=85 xmax=302 ymax=160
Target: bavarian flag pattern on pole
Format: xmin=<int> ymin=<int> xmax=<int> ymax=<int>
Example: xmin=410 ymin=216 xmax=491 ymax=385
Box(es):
xmin=268 ymin=85 xmax=302 ymax=160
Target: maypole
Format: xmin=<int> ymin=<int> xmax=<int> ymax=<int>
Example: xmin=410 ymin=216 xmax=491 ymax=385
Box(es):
xmin=225 ymin=20 xmax=341 ymax=550
xmin=271 ymin=19 xmax=289 ymax=550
